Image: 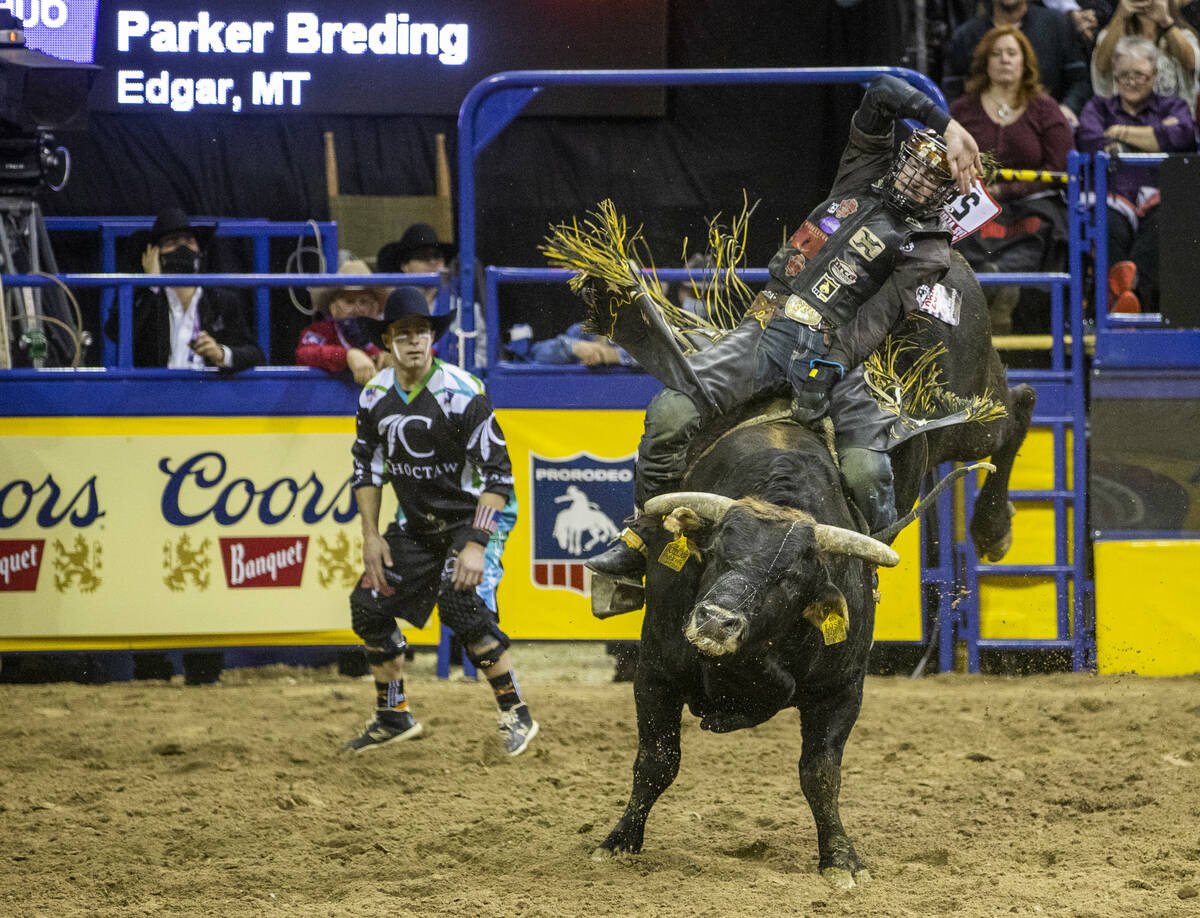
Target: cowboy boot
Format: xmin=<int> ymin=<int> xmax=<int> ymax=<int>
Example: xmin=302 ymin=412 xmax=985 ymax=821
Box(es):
xmin=586 ymin=517 xmax=654 ymax=579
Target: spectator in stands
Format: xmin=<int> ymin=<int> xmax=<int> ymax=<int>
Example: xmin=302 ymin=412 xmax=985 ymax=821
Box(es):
xmin=296 ymin=259 xmax=390 ymax=384
xmin=522 ymin=323 xmax=635 ymax=367
xmin=103 ymin=208 xmax=264 ymax=370
xmin=943 ymin=0 xmax=1093 ymax=122
xmin=376 ymin=222 xmax=454 ymax=308
xmin=1044 ymin=1 xmax=1116 ymax=54
xmin=1077 ymin=35 xmax=1198 ymax=312
xmin=1091 ymin=0 xmax=1200 ymax=106
xmin=950 ymin=26 xmax=1074 ymax=332
xmin=377 ymin=222 xmax=487 ymax=369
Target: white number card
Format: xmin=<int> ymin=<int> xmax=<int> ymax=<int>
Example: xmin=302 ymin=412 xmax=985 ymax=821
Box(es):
xmin=940 ymin=180 xmax=1001 ymax=243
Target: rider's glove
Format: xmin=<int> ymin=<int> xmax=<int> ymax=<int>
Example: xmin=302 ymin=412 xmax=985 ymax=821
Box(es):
xmin=791 ymin=359 xmax=844 ymax=424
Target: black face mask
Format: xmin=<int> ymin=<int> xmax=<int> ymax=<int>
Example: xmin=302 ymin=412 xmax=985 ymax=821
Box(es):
xmin=159 ymin=247 xmax=201 ymax=275
xmin=336 ymin=317 xmax=375 ymax=349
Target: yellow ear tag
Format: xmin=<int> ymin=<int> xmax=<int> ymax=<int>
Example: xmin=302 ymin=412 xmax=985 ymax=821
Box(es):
xmin=657 ymin=534 xmax=691 ymax=571
xmin=820 ymin=611 xmax=848 ymax=645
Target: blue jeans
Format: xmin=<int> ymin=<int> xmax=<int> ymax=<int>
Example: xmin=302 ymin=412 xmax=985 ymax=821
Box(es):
xmin=636 ymin=316 xmax=829 ymax=504
xmin=754 ymin=316 xmax=830 ymax=394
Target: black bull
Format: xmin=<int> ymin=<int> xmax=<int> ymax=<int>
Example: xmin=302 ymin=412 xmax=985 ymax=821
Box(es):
xmin=592 ymin=253 xmax=1036 ymax=887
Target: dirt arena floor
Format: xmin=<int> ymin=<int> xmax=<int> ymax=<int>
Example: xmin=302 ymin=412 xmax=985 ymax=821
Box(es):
xmin=2 ymin=644 xmax=1199 ymax=918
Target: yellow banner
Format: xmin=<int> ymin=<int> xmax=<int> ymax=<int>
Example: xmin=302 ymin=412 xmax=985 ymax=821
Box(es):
xmin=1 ymin=411 xmax=927 ymax=649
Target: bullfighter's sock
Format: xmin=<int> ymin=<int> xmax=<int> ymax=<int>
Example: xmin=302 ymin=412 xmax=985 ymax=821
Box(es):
xmin=487 ymin=671 xmax=523 ymax=712
xmin=375 ymin=679 xmax=410 ymax=713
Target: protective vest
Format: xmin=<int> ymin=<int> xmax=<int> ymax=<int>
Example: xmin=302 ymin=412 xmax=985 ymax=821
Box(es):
xmin=766 ymin=185 xmax=944 ymax=329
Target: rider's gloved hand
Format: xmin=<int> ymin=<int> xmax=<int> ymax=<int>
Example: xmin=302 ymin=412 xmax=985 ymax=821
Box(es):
xmin=791 ymin=360 xmax=844 ymax=424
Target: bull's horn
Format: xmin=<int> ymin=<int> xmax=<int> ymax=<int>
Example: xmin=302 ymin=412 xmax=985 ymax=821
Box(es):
xmin=812 ymin=524 xmax=900 ymax=568
xmin=644 ymin=492 xmax=735 ymax=522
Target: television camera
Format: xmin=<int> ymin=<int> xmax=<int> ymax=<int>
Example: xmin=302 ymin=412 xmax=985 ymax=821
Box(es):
xmin=0 ymin=10 xmax=99 ymax=368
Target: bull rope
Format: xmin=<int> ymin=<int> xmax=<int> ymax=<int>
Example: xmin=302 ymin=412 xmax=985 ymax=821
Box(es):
xmin=682 ymin=408 xmax=845 ymax=487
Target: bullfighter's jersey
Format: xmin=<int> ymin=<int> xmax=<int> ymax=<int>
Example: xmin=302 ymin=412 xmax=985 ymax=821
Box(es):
xmin=351 ymin=359 xmax=516 ymax=536
xmin=765 ymin=75 xmax=954 ymax=370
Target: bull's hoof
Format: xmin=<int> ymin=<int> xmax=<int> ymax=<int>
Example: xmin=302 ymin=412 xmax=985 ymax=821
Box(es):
xmin=591 ymin=846 xmax=616 ymax=861
xmin=976 ymin=501 xmax=1017 ymax=562
xmin=821 ymin=866 xmax=872 ymax=889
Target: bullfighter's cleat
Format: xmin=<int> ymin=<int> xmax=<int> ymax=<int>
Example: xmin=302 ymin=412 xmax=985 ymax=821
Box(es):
xmin=343 ymin=710 xmax=423 ymax=752
xmin=497 ymin=703 xmax=539 ymax=756
xmin=585 ymin=527 xmax=647 ymax=579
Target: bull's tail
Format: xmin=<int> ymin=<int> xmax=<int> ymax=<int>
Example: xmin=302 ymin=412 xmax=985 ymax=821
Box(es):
xmin=871 ymin=460 xmax=996 ymax=544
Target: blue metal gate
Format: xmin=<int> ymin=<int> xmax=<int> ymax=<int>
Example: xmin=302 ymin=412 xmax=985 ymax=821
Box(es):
xmin=454 ymin=67 xmax=1095 ymax=671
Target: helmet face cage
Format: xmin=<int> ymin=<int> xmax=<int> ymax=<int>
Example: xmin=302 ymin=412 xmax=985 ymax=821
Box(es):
xmin=884 ymin=128 xmax=958 ymax=220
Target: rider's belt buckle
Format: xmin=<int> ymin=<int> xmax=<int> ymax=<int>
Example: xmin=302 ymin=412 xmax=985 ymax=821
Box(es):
xmin=784 ymin=295 xmax=823 ymax=327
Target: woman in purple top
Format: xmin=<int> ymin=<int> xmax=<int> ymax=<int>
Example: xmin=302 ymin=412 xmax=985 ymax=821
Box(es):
xmin=950 ymin=26 xmax=1075 ymax=332
xmin=1077 ymin=34 xmax=1197 ymax=312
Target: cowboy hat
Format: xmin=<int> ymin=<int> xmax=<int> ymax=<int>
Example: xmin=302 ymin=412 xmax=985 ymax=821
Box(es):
xmin=366 ymin=286 xmax=457 ymax=346
xmin=140 ymin=207 xmax=218 ymax=250
xmin=376 ymin=223 xmax=457 ymax=272
xmin=307 ymin=259 xmax=388 ymax=315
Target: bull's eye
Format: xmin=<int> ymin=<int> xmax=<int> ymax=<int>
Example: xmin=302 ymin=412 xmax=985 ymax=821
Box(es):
xmin=776 ymin=569 xmax=804 ymax=599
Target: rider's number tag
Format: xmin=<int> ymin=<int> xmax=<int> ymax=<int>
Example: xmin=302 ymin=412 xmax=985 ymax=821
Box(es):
xmin=940 ymin=180 xmax=1000 ymax=243
xmin=657 ymin=534 xmax=691 ymax=571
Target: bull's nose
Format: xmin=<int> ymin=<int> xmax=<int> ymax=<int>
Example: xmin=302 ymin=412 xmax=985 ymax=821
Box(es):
xmin=689 ymin=602 xmax=747 ymax=652
xmin=695 ymin=602 xmax=742 ymax=635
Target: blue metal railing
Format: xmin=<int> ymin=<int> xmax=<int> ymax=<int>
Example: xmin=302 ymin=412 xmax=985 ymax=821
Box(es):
xmin=43 ymin=217 xmax=341 ymax=365
xmin=456 ymin=66 xmax=944 ymax=371
xmin=4 ymin=270 xmax=441 ymax=370
xmin=455 ymin=67 xmax=1096 ymax=671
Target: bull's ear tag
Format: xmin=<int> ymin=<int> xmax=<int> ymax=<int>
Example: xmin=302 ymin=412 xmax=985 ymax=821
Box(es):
xmin=658 ymin=534 xmax=691 ymax=571
xmin=820 ymin=611 xmax=848 ymax=645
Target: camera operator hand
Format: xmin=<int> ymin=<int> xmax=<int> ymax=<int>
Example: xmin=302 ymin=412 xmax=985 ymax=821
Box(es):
xmin=142 ymin=243 xmax=161 ymax=275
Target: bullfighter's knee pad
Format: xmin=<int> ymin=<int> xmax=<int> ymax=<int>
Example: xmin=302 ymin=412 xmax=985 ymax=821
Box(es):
xmin=350 ymin=590 xmax=401 ymax=654
xmin=435 ymin=584 xmax=510 ymax=666
xmin=462 ymin=626 xmax=511 ymax=669
xmin=362 ymin=628 xmax=408 ymax=665
xmin=840 ymin=447 xmax=897 ymax=534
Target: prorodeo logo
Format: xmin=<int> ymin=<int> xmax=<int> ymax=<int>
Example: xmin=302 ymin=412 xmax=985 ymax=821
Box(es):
xmin=0 ymin=538 xmax=45 ymax=592
xmin=529 ymin=451 xmax=634 ymax=595
xmin=219 ymin=536 xmax=309 ymax=588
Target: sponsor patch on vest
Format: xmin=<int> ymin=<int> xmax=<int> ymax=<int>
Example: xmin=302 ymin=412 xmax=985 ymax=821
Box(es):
xmin=915 ymin=283 xmax=962 ymax=326
xmin=788 ymin=221 xmax=828 ymax=257
xmin=835 ymin=198 xmax=859 ymax=219
xmin=784 ymin=253 xmax=807 ymax=276
xmin=819 ymin=216 xmax=841 ymax=234
xmin=829 ymin=257 xmax=857 ymax=285
xmin=849 ymin=226 xmax=885 ymax=261
xmin=812 ymin=274 xmax=840 ymax=302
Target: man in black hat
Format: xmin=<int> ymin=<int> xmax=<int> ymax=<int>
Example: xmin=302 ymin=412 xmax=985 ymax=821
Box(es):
xmin=342 ymin=286 xmax=539 ymax=756
xmin=376 ymin=222 xmax=456 ymax=309
xmin=103 ymin=207 xmax=264 ymax=370
xmin=376 ymin=222 xmax=489 ymax=370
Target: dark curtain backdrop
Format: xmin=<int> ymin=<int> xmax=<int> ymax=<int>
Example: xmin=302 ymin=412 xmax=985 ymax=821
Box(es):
xmin=45 ymin=0 xmax=907 ymax=357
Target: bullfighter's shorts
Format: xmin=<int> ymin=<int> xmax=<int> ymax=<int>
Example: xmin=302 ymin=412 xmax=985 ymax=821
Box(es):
xmin=349 ymin=517 xmax=514 ymax=648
